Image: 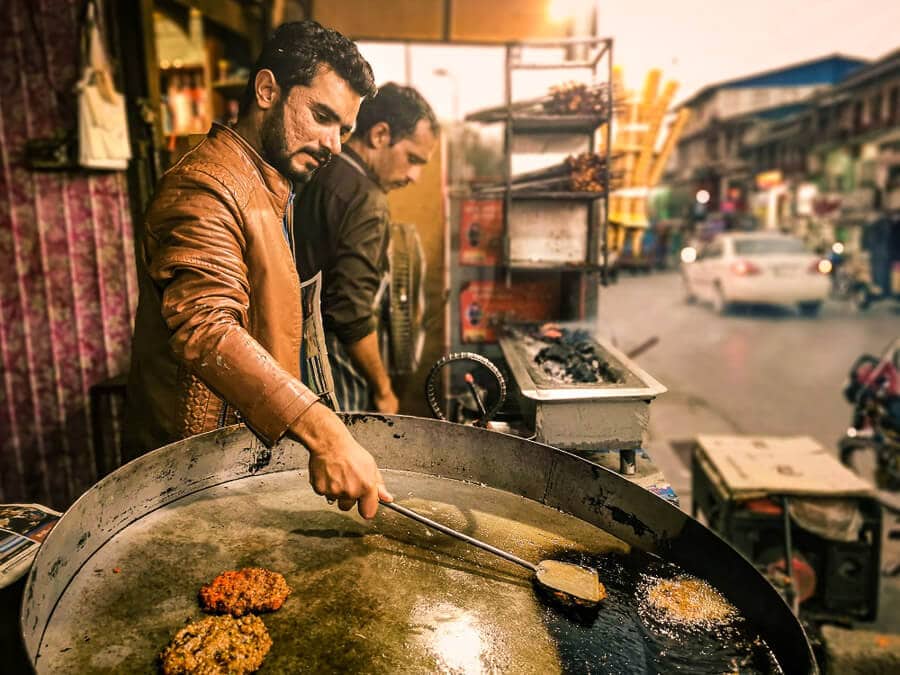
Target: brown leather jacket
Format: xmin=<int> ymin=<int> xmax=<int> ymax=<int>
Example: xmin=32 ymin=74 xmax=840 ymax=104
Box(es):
xmin=124 ymin=123 xmax=319 ymax=457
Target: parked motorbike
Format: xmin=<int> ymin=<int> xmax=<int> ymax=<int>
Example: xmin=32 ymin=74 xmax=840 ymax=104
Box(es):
xmin=839 ymin=338 xmax=900 ymax=490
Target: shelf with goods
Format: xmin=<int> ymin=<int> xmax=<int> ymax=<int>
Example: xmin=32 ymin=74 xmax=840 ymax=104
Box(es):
xmin=457 ymin=37 xmax=612 ymax=327
xmin=151 ymin=5 xmax=255 ymax=167
xmin=211 ymin=78 xmax=249 ymax=99
xmin=465 ymin=111 xmax=608 ymax=135
xmin=447 ymin=36 xmax=615 ymax=388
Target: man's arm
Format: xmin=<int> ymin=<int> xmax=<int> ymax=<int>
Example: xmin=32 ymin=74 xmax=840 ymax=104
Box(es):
xmin=322 ymin=193 xmax=398 ymax=411
xmin=345 ymin=331 xmax=398 ymax=414
xmin=145 ymin=169 xmax=391 ymax=517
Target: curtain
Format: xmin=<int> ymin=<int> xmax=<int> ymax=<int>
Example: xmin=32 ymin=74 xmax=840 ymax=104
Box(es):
xmin=0 ymin=0 xmax=137 ymax=509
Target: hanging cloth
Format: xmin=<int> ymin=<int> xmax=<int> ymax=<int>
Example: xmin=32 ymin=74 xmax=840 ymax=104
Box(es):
xmin=76 ymin=0 xmax=131 ymax=170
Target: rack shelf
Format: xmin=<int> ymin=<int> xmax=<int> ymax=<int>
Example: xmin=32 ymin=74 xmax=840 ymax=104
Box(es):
xmin=466 ymin=112 xmax=608 ymax=134
xmin=506 ymin=260 xmax=606 ymax=271
xmin=475 ymin=188 xmax=606 ymax=201
xmin=477 ymin=37 xmax=614 ymax=277
xmin=511 ymin=190 xmax=605 ymax=201
xmin=448 ymin=36 xmax=614 ymax=362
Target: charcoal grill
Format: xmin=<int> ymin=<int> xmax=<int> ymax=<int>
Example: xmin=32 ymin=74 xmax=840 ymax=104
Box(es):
xmin=499 ymin=325 xmax=666 ymax=472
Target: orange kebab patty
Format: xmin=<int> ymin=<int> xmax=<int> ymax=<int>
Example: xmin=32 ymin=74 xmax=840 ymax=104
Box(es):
xmin=199 ymin=567 xmax=292 ymax=617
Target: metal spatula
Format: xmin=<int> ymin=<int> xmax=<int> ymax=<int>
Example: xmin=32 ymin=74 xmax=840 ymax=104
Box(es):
xmin=381 ymin=501 xmax=606 ymax=606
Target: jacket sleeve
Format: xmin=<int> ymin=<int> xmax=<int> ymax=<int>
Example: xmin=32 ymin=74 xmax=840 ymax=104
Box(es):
xmin=144 ymin=168 xmax=318 ymax=445
xmin=322 ymin=190 xmax=390 ymax=345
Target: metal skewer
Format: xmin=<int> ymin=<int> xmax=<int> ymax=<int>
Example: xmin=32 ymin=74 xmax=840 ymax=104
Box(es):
xmin=381 ymin=500 xmax=536 ymax=571
xmin=380 ymin=500 xmax=606 ymax=605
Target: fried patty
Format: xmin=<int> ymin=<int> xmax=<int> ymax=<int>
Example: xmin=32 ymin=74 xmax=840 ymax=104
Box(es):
xmin=643 ymin=576 xmax=737 ymax=627
xmin=159 ymin=614 xmax=271 ymax=675
xmin=199 ymin=567 xmax=291 ymax=617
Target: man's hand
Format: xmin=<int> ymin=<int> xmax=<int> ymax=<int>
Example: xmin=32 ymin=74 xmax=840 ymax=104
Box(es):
xmin=288 ymin=402 xmax=393 ymax=518
xmin=345 ymin=332 xmax=398 ymax=413
xmin=373 ymin=386 xmax=399 ymax=414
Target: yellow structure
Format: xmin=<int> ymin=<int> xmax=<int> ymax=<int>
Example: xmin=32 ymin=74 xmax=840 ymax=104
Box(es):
xmin=607 ymin=68 xmax=690 ymax=256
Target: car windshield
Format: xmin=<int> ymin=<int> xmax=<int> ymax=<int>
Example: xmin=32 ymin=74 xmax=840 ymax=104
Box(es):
xmin=733 ymin=238 xmax=806 ymax=255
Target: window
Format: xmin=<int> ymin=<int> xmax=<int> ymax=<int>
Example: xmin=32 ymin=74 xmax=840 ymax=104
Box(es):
xmin=871 ymin=93 xmax=883 ymax=125
xmin=853 ymin=101 xmax=864 ymax=131
xmin=702 ymin=241 xmax=724 ymax=259
xmin=888 ymin=86 xmax=900 ymax=124
xmin=734 ymin=238 xmax=806 ymax=255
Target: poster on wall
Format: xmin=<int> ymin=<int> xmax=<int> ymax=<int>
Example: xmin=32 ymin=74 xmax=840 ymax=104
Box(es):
xmin=459 ymin=279 xmax=560 ymax=343
xmin=459 ymin=199 xmax=503 ymax=265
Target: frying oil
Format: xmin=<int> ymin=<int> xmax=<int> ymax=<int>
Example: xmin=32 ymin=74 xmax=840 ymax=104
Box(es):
xmin=540 ymin=549 xmax=784 ymax=674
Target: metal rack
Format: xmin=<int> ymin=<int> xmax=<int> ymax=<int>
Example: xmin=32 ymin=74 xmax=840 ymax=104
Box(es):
xmin=442 ymin=36 xmax=614 ymax=425
xmin=465 ymin=36 xmax=614 ymax=292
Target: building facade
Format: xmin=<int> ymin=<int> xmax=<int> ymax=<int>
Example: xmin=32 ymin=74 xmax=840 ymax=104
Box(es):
xmin=741 ymin=48 xmax=900 ymax=239
xmin=666 ymin=55 xmax=867 ymax=219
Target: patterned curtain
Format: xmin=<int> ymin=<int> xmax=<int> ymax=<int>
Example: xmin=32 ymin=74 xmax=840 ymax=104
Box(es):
xmin=0 ymin=0 xmax=137 ymax=509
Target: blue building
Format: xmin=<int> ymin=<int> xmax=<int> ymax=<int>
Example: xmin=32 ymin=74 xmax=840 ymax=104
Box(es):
xmin=667 ymin=54 xmax=868 ymax=213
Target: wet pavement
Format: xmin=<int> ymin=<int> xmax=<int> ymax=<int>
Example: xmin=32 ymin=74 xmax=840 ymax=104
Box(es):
xmin=594 ymin=270 xmax=900 ymax=636
xmin=596 ymin=271 xmax=899 ymax=452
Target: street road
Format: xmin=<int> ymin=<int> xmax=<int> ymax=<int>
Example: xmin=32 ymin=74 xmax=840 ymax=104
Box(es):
xmin=597 ymin=271 xmax=899 ymax=452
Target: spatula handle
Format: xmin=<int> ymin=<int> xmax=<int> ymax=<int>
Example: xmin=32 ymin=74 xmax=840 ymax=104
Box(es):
xmin=381 ymin=500 xmax=537 ymax=573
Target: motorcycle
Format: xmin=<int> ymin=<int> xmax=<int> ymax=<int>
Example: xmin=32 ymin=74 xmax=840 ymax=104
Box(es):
xmin=839 ymin=338 xmax=900 ymax=490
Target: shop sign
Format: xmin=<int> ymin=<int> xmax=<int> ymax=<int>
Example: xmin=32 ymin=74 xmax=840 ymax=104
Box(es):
xmin=755 ymin=170 xmax=783 ymax=189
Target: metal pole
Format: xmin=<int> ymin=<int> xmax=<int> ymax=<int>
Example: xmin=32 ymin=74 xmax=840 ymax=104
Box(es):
xmin=381 ymin=501 xmax=537 ymax=572
xmin=602 ymin=39 xmax=613 ymax=286
xmin=619 ymin=448 xmax=636 ymax=475
xmin=404 ymin=43 xmax=412 ymax=86
xmin=503 ymin=43 xmax=513 ymax=282
xmin=782 ymin=496 xmax=799 ymax=614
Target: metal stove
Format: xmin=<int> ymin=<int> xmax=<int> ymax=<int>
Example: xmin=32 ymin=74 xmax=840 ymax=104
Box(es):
xmin=499 ymin=324 xmax=666 ymax=474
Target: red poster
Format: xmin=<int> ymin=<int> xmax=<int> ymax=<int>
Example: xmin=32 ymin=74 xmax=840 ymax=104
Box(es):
xmin=459 ymin=199 xmax=503 ymax=265
xmin=459 ymin=279 xmax=561 ymax=343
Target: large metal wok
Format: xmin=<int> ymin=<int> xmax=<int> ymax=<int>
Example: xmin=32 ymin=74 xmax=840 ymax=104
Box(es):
xmin=21 ymin=415 xmax=815 ymax=673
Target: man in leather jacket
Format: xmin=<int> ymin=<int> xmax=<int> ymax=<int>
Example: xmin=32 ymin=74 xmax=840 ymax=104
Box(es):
xmin=124 ymin=21 xmax=392 ymax=519
xmin=295 ymin=83 xmax=438 ymax=414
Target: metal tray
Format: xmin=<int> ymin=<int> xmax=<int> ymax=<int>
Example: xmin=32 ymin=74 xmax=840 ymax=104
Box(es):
xmin=22 ymin=416 xmax=814 ymax=674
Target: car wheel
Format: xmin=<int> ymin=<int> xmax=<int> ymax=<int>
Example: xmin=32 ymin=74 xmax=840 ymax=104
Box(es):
xmin=683 ymin=277 xmax=697 ymax=304
xmin=851 ymin=285 xmax=871 ymax=311
xmin=797 ymin=301 xmax=822 ymax=317
xmin=711 ymin=283 xmax=730 ymax=315
xmin=833 ymin=273 xmax=852 ymax=300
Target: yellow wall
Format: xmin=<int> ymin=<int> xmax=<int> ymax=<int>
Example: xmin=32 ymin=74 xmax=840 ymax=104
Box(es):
xmin=312 ymin=0 xmax=569 ymax=42
xmin=313 ymin=0 xmax=444 ymax=40
xmin=387 ymin=142 xmax=447 ymax=415
xmin=451 ymin=0 xmax=568 ymax=41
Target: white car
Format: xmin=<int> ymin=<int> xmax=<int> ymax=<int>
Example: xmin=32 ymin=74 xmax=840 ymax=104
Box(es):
xmin=681 ymin=233 xmax=831 ymax=316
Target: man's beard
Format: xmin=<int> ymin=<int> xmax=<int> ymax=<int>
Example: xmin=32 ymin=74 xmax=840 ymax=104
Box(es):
xmin=260 ymin=101 xmax=332 ymax=183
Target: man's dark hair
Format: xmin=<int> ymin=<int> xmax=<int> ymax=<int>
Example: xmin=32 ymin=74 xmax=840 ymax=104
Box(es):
xmin=240 ymin=20 xmax=375 ymax=115
xmin=351 ymin=82 xmax=440 ymax=144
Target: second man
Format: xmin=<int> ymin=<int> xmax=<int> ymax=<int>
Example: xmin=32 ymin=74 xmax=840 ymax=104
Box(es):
xmin=294 ymin=83 xmax=438 ymax=413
